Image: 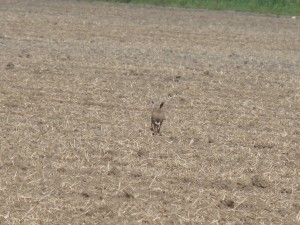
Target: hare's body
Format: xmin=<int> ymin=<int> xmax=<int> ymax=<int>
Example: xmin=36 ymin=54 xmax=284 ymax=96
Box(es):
xmin=151 ymin=102 xmax=166 ymax=135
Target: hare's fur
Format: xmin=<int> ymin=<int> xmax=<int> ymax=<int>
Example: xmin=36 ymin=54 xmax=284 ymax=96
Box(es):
xmin=151 ymin=101 xmax=166 ymax=135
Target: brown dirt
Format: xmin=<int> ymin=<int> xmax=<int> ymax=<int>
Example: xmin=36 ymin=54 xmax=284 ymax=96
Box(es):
xmin=0 ymin=0 xmax=300 ymax=224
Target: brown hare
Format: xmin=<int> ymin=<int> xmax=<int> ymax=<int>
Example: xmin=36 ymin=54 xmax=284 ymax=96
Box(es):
xmin=151 ymin=101 xmax=166 ymax=135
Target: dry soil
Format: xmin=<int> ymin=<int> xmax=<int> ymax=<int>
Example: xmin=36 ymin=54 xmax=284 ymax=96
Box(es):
xmin=0 ymin=0 xmax=300 ymax=224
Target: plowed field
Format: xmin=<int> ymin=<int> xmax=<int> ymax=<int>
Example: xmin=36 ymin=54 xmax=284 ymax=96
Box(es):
xmin=0 ymin=1 xmax=300 ymax=224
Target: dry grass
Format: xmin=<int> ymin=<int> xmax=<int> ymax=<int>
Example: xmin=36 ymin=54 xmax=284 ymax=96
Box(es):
xmin=0 ymin=0 xmax=300 ymax=224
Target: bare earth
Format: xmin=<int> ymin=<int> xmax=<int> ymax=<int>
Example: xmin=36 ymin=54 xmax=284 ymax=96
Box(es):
xmin=1 ymin=0 xmax=300 ymax=224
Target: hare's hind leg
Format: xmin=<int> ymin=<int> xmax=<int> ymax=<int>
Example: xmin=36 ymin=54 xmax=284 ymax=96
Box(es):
xmin=152 ymin=124 xmax=159 ymax=135
xmin=157 ymin=121 xmax=163 ymax=134
xmin=150 ymin=120 xmax=154 ymax=131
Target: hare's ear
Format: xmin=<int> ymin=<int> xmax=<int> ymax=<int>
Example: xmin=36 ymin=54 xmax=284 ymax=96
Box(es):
xmin=159 ymin=102 xmax=164 ymax=109
xmin=151 ymin=101 xmax=156 ymax=109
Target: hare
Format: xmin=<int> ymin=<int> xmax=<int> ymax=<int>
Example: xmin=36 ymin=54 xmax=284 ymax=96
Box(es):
xmin=151 ymin=101 xmax=166 ymax=135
